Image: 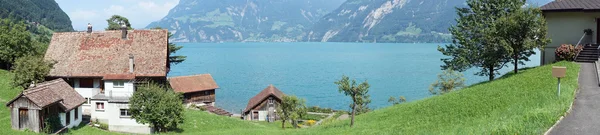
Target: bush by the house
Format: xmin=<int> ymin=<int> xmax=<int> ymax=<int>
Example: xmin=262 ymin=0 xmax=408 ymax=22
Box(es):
xmin=555 ymin=44 xmax=584 ymax=61
xmin=42 ymin=116 xmax=61 ymax=133
xmin=307 ymin=106 xmax=333 ymax=113
xmin=305 ymin=120 xmax=316 ymax=126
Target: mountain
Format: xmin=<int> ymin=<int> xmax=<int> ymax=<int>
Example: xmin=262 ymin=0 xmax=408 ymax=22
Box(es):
xmin=148 ymin=0 xmax=555 ymax=43
xmin=146 ymin=0 xmax=346 ymax=42
xmin=309 ymin=0 xmax=465 ymax=43
xmin=0 ymin=0 xmax=74 ymax=32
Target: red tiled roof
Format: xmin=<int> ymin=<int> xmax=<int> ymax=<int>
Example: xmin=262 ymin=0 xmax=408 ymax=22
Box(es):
xmin=541 ymin=0 xmax=600 ymax=11
xmin=6 ymin=79 xmax=86 ymax=111
xmin=44 ymin=30 xmax=169 ymax=78
xmin=103 ymin=74 xmax=136 ymax=80
xmin=243 ymin=85 xmax=285 ymax=113
xmin=168 ymin=74 xmax=219 ymax=93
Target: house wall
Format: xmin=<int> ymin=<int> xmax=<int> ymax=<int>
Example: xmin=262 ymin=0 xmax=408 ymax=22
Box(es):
xmin=105 ymin=102 xmax=152 ymax=134
xmin=73 ymin=78 xmax=102 ymax=114
xmin=59 ymin=106 xmax=82 ymax=128
xmin=9 ymin=97 xmax=41 ymax=132
xmin=184 ymin=90 xmax=215 ymax=104
xmin=542 ymin=12 xmax=600 ymax=64
xmin=90 ymin=100 xmax=109 ymax=123
xmin=90 ymin=100 xmax=151 ymax=134
xmin=104 ymin=80 xmax=135 ymax=98
xmin=244 ymin=96 xmax=281 ymax=121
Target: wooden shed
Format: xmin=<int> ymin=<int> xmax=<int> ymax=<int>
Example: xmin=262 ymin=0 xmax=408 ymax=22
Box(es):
xmin=243 ymin=85 xmax=284 ymax=122
xmin=5 ymin=79 xmax=86 ymax=133
xmin=168 ymin=74 xmax=219 ymax=106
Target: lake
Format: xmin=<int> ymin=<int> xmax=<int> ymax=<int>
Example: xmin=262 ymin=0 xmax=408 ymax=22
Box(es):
xmin=168 ymin=42 xmax=540 ymax=113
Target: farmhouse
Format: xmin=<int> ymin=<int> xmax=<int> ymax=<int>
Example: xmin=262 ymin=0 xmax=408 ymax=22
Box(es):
xmin=168 ymin=74 xmax=219 ymax=106
xmin=541 ymin=0 xmax=600 ymax=64
xmin=243 ymin=85 xmax=284 ymax=122
xmin=44 ymin=25 xmax=168 ymax=134
xmin=5 ymin=79 xmax=86 ymax=133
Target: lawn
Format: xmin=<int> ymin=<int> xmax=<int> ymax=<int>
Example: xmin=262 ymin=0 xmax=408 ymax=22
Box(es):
xmin=0 ymin=61 xmax=581 ymax=134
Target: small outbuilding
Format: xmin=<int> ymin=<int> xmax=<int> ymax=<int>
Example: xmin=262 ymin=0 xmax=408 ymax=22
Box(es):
xmin=5 ymin=79 xmax=86 ymax=133
xmin=168 ymin=74 xmax=219 ymax=106
xmin=242 ymin=85 xmax=284 ymax=122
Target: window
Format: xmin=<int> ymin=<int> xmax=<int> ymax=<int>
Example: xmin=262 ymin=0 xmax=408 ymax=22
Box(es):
xmin=113 ymin=81 xmax=125 ymax=88
xmin=66 ymin=111 xmax=71 ymax=125
xmin=79 ymin=79 xmax=94 ymax=88
xmin=96 ymin=102 xmax=104 ymax=110
xmin=84 ymin=98 xmax=90 ymax=105
xmin=120 ymin=109 xmax=131 ymax=117
xmin=74 ymin=108 xmax=79 ymax=120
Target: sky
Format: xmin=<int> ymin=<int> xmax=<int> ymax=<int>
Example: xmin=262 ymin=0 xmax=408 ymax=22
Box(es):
xmin=55 ymin=0 xmax=179 ymax=31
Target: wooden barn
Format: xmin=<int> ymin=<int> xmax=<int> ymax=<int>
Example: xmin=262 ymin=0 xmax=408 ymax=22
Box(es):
xmin=168 ymin=74 xmax=219 ymax=106
xmin=5 ymin=79 xmax=86 ymax=133
xmin=242 ymin=85 xmax=284 ymax=122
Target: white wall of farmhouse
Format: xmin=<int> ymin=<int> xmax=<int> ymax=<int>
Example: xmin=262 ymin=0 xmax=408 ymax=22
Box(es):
xmin=104 ymin=80 xmax=135 ymax=98
xmin=59 ymin=106 xmax=82 ymax=128
xmin=543 ymin=12 xmax=600 ymax=65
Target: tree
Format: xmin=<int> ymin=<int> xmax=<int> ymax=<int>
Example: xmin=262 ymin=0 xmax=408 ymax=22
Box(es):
xmin=388 ymin=96 xmax=407 ymax=105
xmin=12 ymin=55 xmax=54 ymax=89
xmin=334 ymin=75 xmax=370 ymax=127
xmin=429 ymin=69 xmax=466 ymax=95
xmin=276 ymin=95 xmax=307 ymax=129
xmin=495 ymin=7 xmax=550 ymax=73
xmin=129 ymin=82 xmax=184 ymax=132
xmin=151 ymin=27 xmax=187 ymax=67
xmin=0 ymin=19 xmax=36 ymax=69
xmin=106 ymin=15 xmax=132 ymax=30
xmin=438 ymin=0 xmax=525 ymax=81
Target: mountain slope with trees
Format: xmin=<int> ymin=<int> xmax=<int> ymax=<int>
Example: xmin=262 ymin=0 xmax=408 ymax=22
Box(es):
xmin=146 ymin=0 xmax=345 ymax=42
xmin=0 ymin=0 xmax=74 ymax=32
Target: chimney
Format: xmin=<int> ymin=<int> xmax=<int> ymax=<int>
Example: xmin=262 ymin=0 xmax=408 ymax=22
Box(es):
xmin=121 ymin=24 xmax=128 ymax=39
xmin=87 ymin=23 xmax=92 ymax=33
xmin=129 ymin=54 xmax=134 ymax=73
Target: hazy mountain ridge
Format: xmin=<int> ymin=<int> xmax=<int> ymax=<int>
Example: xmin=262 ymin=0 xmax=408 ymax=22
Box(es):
xmin=146 ymin=0 xmax=345 ymax=42
xmin=148 ymin=0 xmax=553 ymax=43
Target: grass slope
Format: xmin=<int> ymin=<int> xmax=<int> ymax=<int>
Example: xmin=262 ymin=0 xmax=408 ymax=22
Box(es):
xmin=0 ymin=61 xmax=580 ymax=134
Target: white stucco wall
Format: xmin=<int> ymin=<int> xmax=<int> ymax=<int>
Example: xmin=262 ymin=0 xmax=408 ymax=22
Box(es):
xmin=90 ymin=100 xmax=109 ymax=123
xmin=59 ymin=106 xmax=82 ymax=128
xmin=104 ymin=80 xmax=135 ymax=98
xmin=74 ymin=78 xmax=102 ymax=115
xmin=543 ymin=12 xmax=600 ymax=64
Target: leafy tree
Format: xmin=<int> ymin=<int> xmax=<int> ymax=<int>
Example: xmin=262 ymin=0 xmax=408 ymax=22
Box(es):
xmin=334 ymin=75 xmax=370 ymax=127
xmin=388 ymin=96 xmax=407 ymax=105
xmin=129 ymin=82 xmax=184 ymax=132
xmin=276 ymin=95 xmax=307 ymax=129
xmin=438 ymin=0 xmax=525 ymax=81
xmin=495 ymin=7 xmax=550 ymax=73
xmin=151 ymin=27 xmax=187 ymax=67
xmin=12 ymin=55 xmax=54 ymax=89
xmin=429 ymin=69 xmax=465 ymax=95
xmin=106 ymin=15 xmax=132 ymax=30
xmin=0 ymin=19 xmax=36 ymax=69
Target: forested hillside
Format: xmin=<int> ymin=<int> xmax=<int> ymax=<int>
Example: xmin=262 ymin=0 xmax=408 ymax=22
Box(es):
xmin=0 ymin=0 xmax=74 ymax=32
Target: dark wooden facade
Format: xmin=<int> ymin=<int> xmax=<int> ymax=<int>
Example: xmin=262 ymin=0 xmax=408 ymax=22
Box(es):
xmin=183 ymin=90 xmax=216 ymax=104
xmin=245 ymin=96 xmax=281 ymax=121
xmin=8 ymin=97 xmax=61 ymax=132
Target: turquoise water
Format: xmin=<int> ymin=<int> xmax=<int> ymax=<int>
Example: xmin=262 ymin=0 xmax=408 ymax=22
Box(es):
xmin=168 ymin=42 xmax=540 ymax=113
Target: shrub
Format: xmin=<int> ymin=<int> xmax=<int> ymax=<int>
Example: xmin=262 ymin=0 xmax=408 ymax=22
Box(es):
xmin=307 ymin=106 xmax=333 ymax=113
xmin=92 ymin=118 xmax=109 ymax=130
xmin=555 ymin=44 xmax=583 ymax=61
xmin=42 ymin=116 xmax=61 ymax=133
xmin=429 ymin=69 xmax=465 ymax=95
xmin=306 ymin=120 xmax=316 ymax=126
